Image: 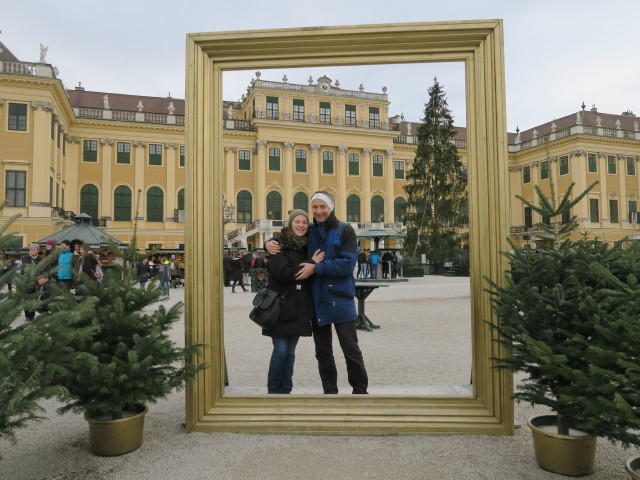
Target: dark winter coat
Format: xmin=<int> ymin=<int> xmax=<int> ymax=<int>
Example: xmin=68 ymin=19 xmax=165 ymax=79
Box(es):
xmin=262 ymin=234 xmax=314 ymax=338
xmin=231 ymin=257 xmax=244 ymax=282
xmin=79 ymin=252 xmax=99 ymax=281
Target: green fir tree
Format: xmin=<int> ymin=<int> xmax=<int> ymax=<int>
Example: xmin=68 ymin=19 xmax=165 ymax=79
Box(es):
xmin=403 ymin=78 xmax=467 ymax=274
xmin=0 ymin=210 xmax=94 ymax=447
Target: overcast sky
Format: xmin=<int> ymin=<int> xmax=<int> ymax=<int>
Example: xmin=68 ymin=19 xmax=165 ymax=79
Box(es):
xmin=2 ymin=1 xmax=638 ymax=132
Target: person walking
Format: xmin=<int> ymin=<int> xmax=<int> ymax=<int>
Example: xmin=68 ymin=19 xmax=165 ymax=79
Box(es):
xmin=223 ymin=251 xmax=233 ymax=287
xmin=358 ymin=249 xmax=368 ymax=279
xmin=263 ymin=209 xmax=324 ymax=394
xmin=230 ymin=255 xmax=248 ymax=293
xmin=267 ymin=191 xmax=369 ymax=394
xmin=159 ymin=257 xmax=171 ymax=297
xmin=136 ymin=257 xmax=152 ymax=289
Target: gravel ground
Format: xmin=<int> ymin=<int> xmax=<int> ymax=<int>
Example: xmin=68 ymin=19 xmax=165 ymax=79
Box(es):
xmin=1 ymin=276 xmax=638 ymax=479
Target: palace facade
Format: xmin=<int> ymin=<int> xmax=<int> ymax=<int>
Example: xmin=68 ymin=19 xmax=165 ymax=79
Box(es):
xmin=1 ymin=40 xmax=639 ymax=252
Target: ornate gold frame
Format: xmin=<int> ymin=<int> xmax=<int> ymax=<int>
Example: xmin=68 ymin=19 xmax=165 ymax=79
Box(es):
xmin=185 ymin=21 xmax=512 ymax=435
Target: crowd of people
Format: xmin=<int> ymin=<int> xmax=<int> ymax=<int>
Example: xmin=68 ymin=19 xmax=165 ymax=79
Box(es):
xmin=357 ymin=249 xmax=402 ymax=280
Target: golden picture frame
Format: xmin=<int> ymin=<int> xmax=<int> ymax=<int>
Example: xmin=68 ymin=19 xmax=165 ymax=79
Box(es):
xmin=184 ymin=20 xmax=512 ymax=435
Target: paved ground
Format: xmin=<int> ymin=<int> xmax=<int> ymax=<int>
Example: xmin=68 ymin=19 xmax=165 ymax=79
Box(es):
xmin=1 ymin=276 xmax=637 ymax=479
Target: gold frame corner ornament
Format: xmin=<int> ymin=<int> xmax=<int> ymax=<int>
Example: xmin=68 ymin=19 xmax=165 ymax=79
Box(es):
xmin=185 ymin=20 xmax=513 ymax=435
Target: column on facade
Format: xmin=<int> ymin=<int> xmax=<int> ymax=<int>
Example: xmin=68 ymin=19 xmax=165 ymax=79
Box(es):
xmin=255 ymin=140 xmax=267 ymax=219
xmin=133 ymin=141 xmax=147 ymax=223
xmin=29 ymin=102 xmax=55 ymax=217
xmin=508 ymin=167 xmax=522 ymax=226
xmin=310 ymin=144 xmax=320 ymax=194
xmin=597 ymin=152 xmax=608 ymax=225
xmin=283 ymin=142 xmax=294 ymax=215
xmin=100 ymin=139 xmax=113 ymax=220
xmin=616 ymin=153 xmax=627 ymax=228
xmin=531 ymin=160 xmax=540 ymax=223
xmin=64 ymin=136 xmax=81 ymax=213
xmin=224 ymin=147 xmax=236 ymax=215
xmin=336 ymin=146 xmax=348 ymax=220
xmin=384 ymin=149 xmax=395 ymax=222
xmin=361 ymin=148 xmax=372 ymax=222
xmin=165 ymin=143 xmax=178 ymax=225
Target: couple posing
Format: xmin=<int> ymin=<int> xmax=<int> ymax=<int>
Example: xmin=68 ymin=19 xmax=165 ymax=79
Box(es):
xmin=263 ymin=191 xmax=368 ymax=395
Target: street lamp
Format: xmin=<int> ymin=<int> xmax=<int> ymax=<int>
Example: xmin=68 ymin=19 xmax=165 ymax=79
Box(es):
xmin=222 ymin=197 xmax=235 ymax=224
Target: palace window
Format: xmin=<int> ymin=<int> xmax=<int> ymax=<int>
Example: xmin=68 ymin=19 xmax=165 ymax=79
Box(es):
xmin=345 ymin=104 xmax=356 ymax=125
xmin=80 ymin=184 xmax=99 ymax=219
xmin=539 ymin=161 xmax=549 ymax=180
xmin=372 ymin=155 xmax=383 ymax=177
xmin=5 ymin=170 xmax=26 ymax=207
xmin=559 ymin=155 xmax=569 ymax=175
xmin=236 ymin=190 xmax=252 ymax=223
xmin=322 ymin=151 xmax=334 ymax=174
xmin=369 ymin=107 xmax=380 ymax=128
xmin=346 ymin=194 xmax=360 ymax=222
xmin=146 ymin=186 xmax=164 ymax=222
xmin=348 ymin=153 xmax=359 ymax=175
xmin=238 ymin=150 xmax=251 ymax=171
xmin=266 ymin=191 xmax=282 ymax=220
xmin=295 ymin=150 xmax=307 ymax=172
xmin=627 ymin=156 xmax=636 ymax=176
xmin=588 ymin=153 xmax=598 ymax=173
xmin=149 ymin=144 xmax=163 ymax=166
xmin=371 ymin=195 xmax=384 ymax=222
xmin=266 ymin=96 xmax=279 ymax=119
xmin=629 ymin=200 xmax=638 ymax=224
xmin=177 ymin=188 xmax=185 ymax=211
xmin=180 ymin=146 xmax=185 ymax=167
xmin=293 ymin=192 xmax=308 ymax=212
xmin=320 ymin=102 xmax=331 ymax=123
xmin=83 ymin=140 xmax=98 ymax=162
xmin=268 ymin=147 xmax=281 ymax=171
xmin=609 ymin=199 xmax=619 ymax=223
xmin=524 ymin=206 xmax=532 ymax=228
xmin=394 ymin=197 xmax=406 ymax=223
xmin=394 ymin=161 xmax=405 ymax=179
xmin=8 ymin=103 xmax=27 ymax=131
xmin=293 ymin=99 xmax=305 ymax=121
xmin=117 ymin=142 xmax=131 ymax=164
xmin=589 ymin=198 xmax=599 ymax=222
xmin=607 ymin=155 xmax=617 ymax=174
xmin=522 ymin=165 xmax=531 ymax=184
xmin=114 ymin=185 xmax=132 ymax=221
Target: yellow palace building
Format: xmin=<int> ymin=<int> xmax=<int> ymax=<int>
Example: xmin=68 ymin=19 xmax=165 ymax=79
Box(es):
xmin=1 ymin=40 xmax=639 ymax=251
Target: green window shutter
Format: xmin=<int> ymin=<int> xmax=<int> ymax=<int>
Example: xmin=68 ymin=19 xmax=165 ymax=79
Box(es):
xmin=146 ymin=186 xmax=164 ymax=222
xmin=268 ymin=147 xmax=281 ymax=171
xmin=238 ymin=150 xmax=251 ymax=170
xmin=345 ymin=104 xmax=356 ymax=125
xmin=295 ymin=150 xmax=307 ymax=172
xmin=180 ymin=146 xmax=185 ymax=167
xmin=117 ymin=142 xmax=131 ymax=164
xmin=522 ymin=165 xmax=531 ymax=183
xmin=559 ymin=155 xmax=569 ymax=175
xmin=346 ymin=194 xmax=360 ymax=222
xmin=114 ymin=185 xmax=132 ymax=221
xmin=627 ymin=156 xmax=636 ymax=176
xmin=371 ymin=195 xmax=384 ymax=222
xmin=6 ymin=170 xmax=26 ymax=207
xmin=394 ymin=197 xmax=406 ymax=223
xmin=177 ymin=189 xmax=185 ymax=211
xmin=149 ymin=144 xmax=163 ymax=166
xmin=607 ymin=155 xmax=617 ymax=174
xmin=589 ymin=198 xmax=599 ymax=222
xmin=237 ymin=190 xmax=252 ymax=223
xmin=394 ymin=161 xmax=405 ymax=179
xmin=369 ymin=107 xmax=380 ymax=127
xmin=540 ymin=161 xmax=549 ymax=180
xmin=293 ymin=192 xmax=308 ymax=212
xmin=320 ymin=102 xmax=331 ymax=123
xmin=293 ymin=99 xmax=305 ymax=121
xmin=348 ymin=153 xmax=359 ymax=175
xmin=629 ymin=200 xmax=638 ymax=223
xmin=609 ymin=199 xmax=619 ymax=223
xmin=588 ymin=153 xmax=598 ymax=173
xmin=372 ymin=155 xmax=383 ymax=177
xmin=80 ymin=184 xmax=99 ymax=219
xmin=83 ymin=140 xmax=98 ymax=162
xmin=266 ymin=96 xmax=279 ymax=118
xmin=266 ymin=191 xmax=282 ymax=219
xmin=323 ymin=151 xmax=334 ymax=174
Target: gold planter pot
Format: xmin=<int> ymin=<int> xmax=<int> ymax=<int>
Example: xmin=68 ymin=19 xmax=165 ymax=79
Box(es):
xmin=626 ymin=455 xmax=640 ymax=479
xmin=528 ymin=415 xmax=597 ymax=477
xmin=85 ymin=406 xmax=148 ymax=456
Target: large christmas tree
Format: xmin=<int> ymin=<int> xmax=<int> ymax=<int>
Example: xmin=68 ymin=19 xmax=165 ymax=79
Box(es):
xmin=403 ymin=78 xmax=467 ymax=274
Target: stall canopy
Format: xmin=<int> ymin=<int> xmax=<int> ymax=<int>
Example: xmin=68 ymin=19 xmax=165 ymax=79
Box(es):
xmin=37 ymin=213 xmax=126 ymax=248
xmin=356 ymin=229 xmax=406 ymax=251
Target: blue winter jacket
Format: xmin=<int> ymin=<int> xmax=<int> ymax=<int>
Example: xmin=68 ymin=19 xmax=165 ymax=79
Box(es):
xmin=308 ymin=215 xmax=358 ymax=327
xmin=57 ymin=249 xmax=73 ymax=280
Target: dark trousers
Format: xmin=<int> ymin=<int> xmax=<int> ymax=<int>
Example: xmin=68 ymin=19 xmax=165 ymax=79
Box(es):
xmin=312 ymin=320 xmax=368 ymax=394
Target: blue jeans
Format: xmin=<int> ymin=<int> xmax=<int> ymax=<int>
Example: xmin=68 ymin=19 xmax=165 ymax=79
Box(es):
xmin=160 ymin=281 xmax=169 ymax=296
xmin=267 ymin=336 xmax=299 ymax=394
xmin=359 ymin=263 xmax=368 ymax=278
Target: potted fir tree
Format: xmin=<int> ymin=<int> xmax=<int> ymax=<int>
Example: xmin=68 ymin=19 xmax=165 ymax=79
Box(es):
xmin=487 ymin=182 xmax=640 ymax=476
xmin=50 ymin=236 xmax=208 ymax=456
